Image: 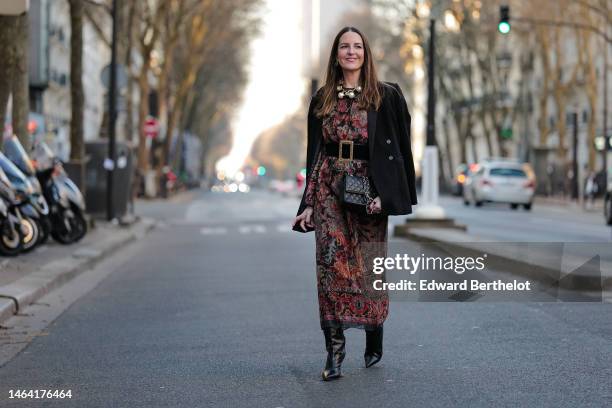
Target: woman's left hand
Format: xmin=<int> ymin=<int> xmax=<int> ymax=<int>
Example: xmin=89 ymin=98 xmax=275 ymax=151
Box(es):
xmin=367 ymin=196 xmax=382 ymax=214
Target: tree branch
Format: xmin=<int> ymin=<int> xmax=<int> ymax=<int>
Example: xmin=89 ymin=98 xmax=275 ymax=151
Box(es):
xmin=514 ymin=16 xmax=612 ymax=43
xmin=83 ymin=4 xmax=110 ymax=47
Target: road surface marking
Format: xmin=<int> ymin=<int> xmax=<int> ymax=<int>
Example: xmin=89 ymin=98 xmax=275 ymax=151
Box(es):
xmin=200 ymin=227 xmax=227 ymax=235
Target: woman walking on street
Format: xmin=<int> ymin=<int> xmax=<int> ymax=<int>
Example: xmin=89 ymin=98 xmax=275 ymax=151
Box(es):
xmin=292 ymin=26 xmax=418 ymax=381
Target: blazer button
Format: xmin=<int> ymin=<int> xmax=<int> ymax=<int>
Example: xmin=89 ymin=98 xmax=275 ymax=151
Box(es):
xmin=388 ymin=155 xmax=394 ymax=160
xmin=386 ymin=139 xmax=391 ymax=144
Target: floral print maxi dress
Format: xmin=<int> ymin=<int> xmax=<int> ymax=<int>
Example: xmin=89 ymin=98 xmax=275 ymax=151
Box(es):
xmin=304 ymin=97 xmax=389 ymax=331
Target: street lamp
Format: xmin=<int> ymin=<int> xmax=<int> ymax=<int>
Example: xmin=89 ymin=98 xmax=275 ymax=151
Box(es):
xmin=412 ymin=1 xmax=446 ymax=220
xmin=106 ymin=0 xmax=118 ymax=221
xmin=397 ymin=0 xmax=464 ymax=234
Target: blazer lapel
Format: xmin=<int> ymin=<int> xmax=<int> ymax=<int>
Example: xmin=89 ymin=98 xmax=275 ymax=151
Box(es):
xmin=367 ymin=109 xmax=378 ymax=158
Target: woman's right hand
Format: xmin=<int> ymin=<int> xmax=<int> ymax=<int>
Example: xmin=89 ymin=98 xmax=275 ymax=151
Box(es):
xmin=293 ymin=206 xmax=314 ymax=231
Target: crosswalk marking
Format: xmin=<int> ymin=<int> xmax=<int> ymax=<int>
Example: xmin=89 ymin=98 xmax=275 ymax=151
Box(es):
xmin=197 ymin=223 xmax=300 ymax=235
xmin=200 ymin=227 xmax=228 ymax=235
xmin=239 ymin=225 xmax=267 ymax=234
xmin=253 ymin=225 xmax=266 ymax=233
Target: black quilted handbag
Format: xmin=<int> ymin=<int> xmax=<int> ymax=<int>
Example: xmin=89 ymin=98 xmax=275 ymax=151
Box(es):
xmin=341 ymin=174 xmax=376 ymax=213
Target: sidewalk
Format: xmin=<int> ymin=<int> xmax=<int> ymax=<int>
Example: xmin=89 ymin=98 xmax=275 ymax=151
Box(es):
xmin=394 ymin=225 xmax=612 ymax=293
xmin=533 ymin=195 xmax=604 ymax=213
xmin=0 ymin=216 xmax=157 ymax=325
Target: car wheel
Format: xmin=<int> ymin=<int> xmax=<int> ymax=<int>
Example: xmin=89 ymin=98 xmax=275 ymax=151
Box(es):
xmin=463 ymin=200 xmax=470 ymax=206
xmin=523 ymin=203 xmax=532 ymax=211
xmin=471 ymin=191 xmax=482 ymax=207
xmin=510 ymin=203 xmax=519 ymax=210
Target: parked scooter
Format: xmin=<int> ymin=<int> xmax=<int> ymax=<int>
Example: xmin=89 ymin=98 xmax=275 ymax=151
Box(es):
xmin=0 ymin=167 xmax=24 ymax=256
xmin=0 ymin=153 xmax=40 ymax=253
xmin=3 ymin=135 xmax=51 ymax=244
xmin=31 ymin=140 xmax=87 ymax=244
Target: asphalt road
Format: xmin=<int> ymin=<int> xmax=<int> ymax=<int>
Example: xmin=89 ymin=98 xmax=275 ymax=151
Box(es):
xmin=0 ymin=189 xmax=610 ymax=407
xmin=437 ymin=195 xmax=611 ymax=242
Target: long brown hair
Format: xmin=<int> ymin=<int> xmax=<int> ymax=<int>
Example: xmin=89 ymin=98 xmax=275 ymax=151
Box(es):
xmin=314 ymin=26 xmax=382 ymax=118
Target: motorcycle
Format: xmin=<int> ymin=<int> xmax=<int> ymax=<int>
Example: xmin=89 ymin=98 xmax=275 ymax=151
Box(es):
xmin=3 ymin=135 xmax=51 ymax=244
xmin=31 ymin=140 xmax=87 ymax=244
xmin=0 ymin=153 xmax=40 ymax=253
xmin=0 ymin=167 xmax=24 ymax=256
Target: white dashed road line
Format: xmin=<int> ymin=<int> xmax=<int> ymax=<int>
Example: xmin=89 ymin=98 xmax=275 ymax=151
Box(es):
xmin=200 ymin=227 xmax=228 ymax=235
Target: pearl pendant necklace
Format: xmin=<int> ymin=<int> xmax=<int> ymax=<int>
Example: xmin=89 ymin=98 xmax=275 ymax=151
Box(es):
xmin=337 ymin=80 xmax=362 ymax=99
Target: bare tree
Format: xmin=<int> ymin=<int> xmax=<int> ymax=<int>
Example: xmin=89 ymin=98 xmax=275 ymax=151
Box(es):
xmin=68 ymin=0 xmax=85 ymax=163
xmin=134 ymin=1 xmax=167 ymax=175
xmin=0 ymin=12 xmax=30 ymax=149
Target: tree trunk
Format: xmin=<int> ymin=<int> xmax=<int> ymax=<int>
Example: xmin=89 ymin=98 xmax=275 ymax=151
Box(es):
xmin=123 ymin=2 xmax=136 ymax=143
xmin=137 ymin=68 xmax=150 ymax=173
xmin=442 ymin=116 xmax=454 ymax=180
xmin=0 ymin=16 xmax=15 ymax=150
xmin=165 ymin=107 xmax=178 ymax=168
xmin=69 ymin=0 xmax=85 ymax=161
xmin=12 ymin=13 xmax=30 ymax=150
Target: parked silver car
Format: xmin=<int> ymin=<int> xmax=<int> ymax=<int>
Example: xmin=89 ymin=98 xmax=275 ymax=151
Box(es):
xmin=463 ymin=159 xmax=536 ymax=210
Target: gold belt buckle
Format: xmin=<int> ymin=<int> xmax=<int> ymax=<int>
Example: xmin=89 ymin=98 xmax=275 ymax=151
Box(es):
xmin=338 ymin=140 xmax=354 ymax=162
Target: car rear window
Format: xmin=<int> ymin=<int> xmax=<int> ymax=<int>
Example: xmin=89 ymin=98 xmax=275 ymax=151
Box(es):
xmin=489 ymin=168 xmax=526 ymax=177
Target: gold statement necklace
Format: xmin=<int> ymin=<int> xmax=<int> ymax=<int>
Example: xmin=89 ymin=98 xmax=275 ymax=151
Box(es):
xmin=337 ymin=80 xmax=362 ymax=99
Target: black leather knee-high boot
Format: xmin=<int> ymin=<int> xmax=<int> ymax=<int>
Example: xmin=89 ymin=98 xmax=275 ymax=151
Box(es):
xmin=321 ymin=327 xmax=346 ymax=381
xmin=364 ymin=325 xmax=383 ymax=368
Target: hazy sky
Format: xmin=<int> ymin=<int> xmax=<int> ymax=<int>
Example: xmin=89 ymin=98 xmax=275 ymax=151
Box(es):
xmin=215 ymin=0 xmax=305 ymax=178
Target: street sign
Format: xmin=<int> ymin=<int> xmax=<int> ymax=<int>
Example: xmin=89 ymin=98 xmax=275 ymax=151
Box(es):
xmin=0 ymin=0 xmax=29 ymax=15
xmin=103 ymin=158 xmax=115 ymax=171
xmin=101 ymin=63 xmax=128 ymax=89
xmin=144 ymin=117 xmax=159 ymax=139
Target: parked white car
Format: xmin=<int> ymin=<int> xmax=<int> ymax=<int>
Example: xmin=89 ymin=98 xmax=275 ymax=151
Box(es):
xmin=463 ymin=160 xmax=536 ymax=210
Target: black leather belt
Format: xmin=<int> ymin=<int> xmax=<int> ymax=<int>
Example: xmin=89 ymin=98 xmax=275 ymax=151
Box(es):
xmin=324 ymin=141 xmax=369 ymax=161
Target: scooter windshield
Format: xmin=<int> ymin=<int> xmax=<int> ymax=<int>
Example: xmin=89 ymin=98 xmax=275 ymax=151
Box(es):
xmin=0 ymin=166 xmax=10 ymax=186
xmin=31 ymin=140 xmax=56 ymax=171
xmin=3 ymin=136 xmax=36 ymax=176
xmin=0 ymin=152 xmax=28 ymax=183
xmin=0 ymin=167 xmax=15 ymax=202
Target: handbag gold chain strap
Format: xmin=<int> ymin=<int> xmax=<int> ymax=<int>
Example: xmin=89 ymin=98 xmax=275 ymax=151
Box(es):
xmin=364 ymin=177 xmax=374 ymax=204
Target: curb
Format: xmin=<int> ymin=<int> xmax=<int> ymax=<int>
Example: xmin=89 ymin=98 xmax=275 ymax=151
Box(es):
xmin=394 ymin=226 xmax=612 ymax=292
xmin=0 ymin=217 xmax=157 ymax=325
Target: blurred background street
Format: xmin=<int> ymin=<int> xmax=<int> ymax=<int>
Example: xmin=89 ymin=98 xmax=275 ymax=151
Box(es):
xmin=0 ymin=0 xmax=611 ymax=406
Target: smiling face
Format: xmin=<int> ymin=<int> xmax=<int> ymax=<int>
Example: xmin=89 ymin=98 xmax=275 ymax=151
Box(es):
xmin=336 ymin=31 xmax=364 ymax=75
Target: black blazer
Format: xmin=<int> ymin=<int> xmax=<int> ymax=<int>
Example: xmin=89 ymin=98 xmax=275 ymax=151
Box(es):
xmin=294 ymin=81 xmax=417 ymax=232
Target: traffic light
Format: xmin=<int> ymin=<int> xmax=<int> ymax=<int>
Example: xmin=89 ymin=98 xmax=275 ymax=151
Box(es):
xmin=257 ymin=166 xmax=266 ymax=176
xmin=500 ymin=127 xmax=513 ymax=140
xmin=498 ymin=5 xmax=510 ymax=34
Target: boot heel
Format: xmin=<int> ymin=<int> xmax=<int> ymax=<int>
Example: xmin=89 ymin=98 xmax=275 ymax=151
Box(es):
xmin=321 ymin=327 xmax=346 ymax=381
xmin=364 ymin=326 xmax=383 ymax=368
